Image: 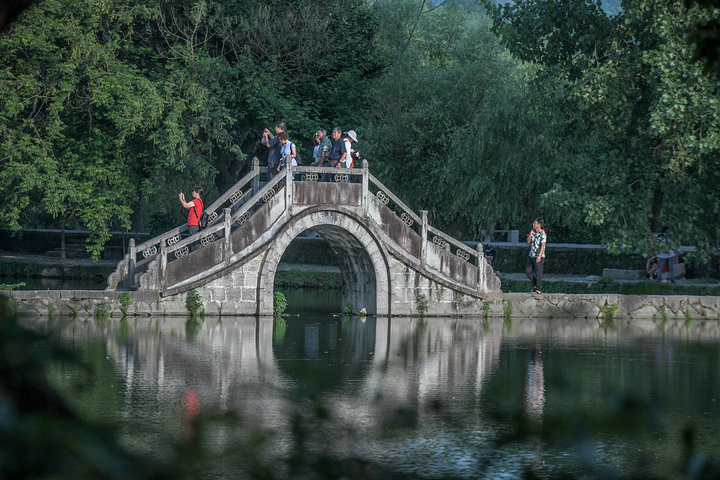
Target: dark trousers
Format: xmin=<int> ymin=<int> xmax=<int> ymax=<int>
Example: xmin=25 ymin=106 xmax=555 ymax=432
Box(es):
xmin=322 ymin=161 xmax=339 ymax=182
xmin=268 ymin=162 xmax=282 ymax=190
xmin=268 ymin=162 xmax=280 ymax=180
xmin=187 ymin=225 xmax=199 ymax=252
xmin=657 ymin=256 xmax=675 ymax=281
xmin=525 ymin=257 xmax=545 ymax=290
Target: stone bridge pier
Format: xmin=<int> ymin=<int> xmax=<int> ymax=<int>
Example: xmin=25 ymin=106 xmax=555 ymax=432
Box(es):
xmin=105 ymin=160 xmax=502 ymax=316
xmin=256 ymin=209 xmax=389 ymax=315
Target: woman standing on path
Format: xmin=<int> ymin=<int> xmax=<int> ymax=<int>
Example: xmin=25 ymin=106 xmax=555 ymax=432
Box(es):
xmin=525 ymin=217 xmax=546 ymax=294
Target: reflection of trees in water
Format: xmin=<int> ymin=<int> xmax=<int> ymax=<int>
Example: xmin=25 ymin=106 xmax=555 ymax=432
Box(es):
xmin=20 ymin=315 xmax=720 ymax=479
xmin=27 ymin=316 xmax=505 ymax=430
xmin=27 ymin=316 xmax=720 ymax=429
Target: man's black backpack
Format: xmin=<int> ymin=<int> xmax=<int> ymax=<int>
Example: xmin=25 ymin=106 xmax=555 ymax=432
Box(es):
xmin=198 ymin=210 xmax=209 ymax=230
xmin=194 ymin=200 xmax=209 ymax=230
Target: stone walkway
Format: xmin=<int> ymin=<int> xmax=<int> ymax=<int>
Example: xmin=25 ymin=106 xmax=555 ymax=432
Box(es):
xmin=278 ymin=265 xmax=720 ymax=288
xmin=2 ymin=250 xmax=717 ymax=288
xmin=500 ymin=272 xmax=718 ymax=287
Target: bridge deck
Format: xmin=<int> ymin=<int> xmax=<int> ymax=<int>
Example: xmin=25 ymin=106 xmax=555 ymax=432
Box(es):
xmin=106 ymin=159 xmax=501 ymax=315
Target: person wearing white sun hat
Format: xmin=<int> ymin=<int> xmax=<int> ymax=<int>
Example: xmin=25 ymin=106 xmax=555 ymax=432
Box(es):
xmin=346 ymin=130 xmax=359 ymax=167
xmin=341 ymin=130 xmax=358 ymax=183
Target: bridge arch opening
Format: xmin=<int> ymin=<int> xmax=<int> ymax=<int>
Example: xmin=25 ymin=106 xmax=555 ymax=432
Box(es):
xmin=257 ymin=210 xmax=390 ymax=316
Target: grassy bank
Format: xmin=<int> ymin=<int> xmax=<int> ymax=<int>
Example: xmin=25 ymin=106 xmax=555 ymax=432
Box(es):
xmin=274 ymin=269 xmax=342 ymax=289
xmin=502 ymin=277 xmax=720 ymax=296
xmin=0 ymin=260 xmax=114 ymax=281
xmin=276 ymin=268 xmax=720 ymax=296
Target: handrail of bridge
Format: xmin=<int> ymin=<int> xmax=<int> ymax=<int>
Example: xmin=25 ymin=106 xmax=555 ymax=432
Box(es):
xmin=127 ymin=159 xmax=264 ymax=260
xmin=366 ymin=172 xmax=480 ymax=264
xmin=229 ymin=172 xmax=283 ymax=225
xmin=293 ymin=165 xmax=365 ymax=181
xmin=158 ymin=163 xmax=373 ymax=275
xmin=426 ymin=223 xmax=481 ymax=263
xmin=108 ymin=159 xmax=268 ymax=288
xmin=132 ymin=225 xmax=188 ymax=262
xmin=366 ymin=173 xmax=422 ymax=234
xmin=110 ymin=158 xmax=488 ymax=291
xmin=161 ymin=167 xmax=282 ymax=262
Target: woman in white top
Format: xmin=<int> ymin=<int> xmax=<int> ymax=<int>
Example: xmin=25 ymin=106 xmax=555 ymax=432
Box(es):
xmin=342 ymin=130 xmax=358 ymax=168
xmin=278 ymin=132 xmax=297 ymax=179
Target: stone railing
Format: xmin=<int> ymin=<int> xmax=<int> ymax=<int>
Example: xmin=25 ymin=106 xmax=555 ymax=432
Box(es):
xmin=156 ymin=162 xmax=268 ymax=266
xmin=366 ymin=173 xmax=482 ymax=268
xmin=107 ymin=159 xmax=266 ymax=290
xmin=154 ymin=161 xmax=367 ymax=292
xmin=157 ymin=165 xmax=283 ymax=289
xmin=293 ymin=164 xmax=365 ymax=184
xmin=426 ymin=223 xmax=482 ymax=265
xmin=367 ymin=173 xmax=423 ymax=237
xmin=108 ymin=158 xmax=490 ymax=294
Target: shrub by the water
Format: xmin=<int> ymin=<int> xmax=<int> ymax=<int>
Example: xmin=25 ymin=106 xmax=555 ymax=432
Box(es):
xmin=274 ymin=291 xmax=288 ymax=317
xmin=186 ymin=289 xmax=204 ymax=319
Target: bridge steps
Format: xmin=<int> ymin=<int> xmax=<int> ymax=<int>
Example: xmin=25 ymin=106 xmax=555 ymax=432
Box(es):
xmin=106 ymin=159 xmax=501 ymax=315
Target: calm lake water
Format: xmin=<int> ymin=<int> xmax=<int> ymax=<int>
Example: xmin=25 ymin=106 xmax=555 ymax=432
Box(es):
xmin=22 ymin=288 xmax=720 ymax=479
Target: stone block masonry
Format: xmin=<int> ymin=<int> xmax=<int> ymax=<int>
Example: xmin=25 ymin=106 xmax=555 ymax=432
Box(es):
xmin=107 ymin=163 xmax=501 ymax=316
xmin=4 ymin=290 xmax=720 ymax=322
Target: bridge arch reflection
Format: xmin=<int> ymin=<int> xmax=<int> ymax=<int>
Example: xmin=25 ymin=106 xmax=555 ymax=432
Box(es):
xmin=272 ymin=316 xmax=377 ymax=397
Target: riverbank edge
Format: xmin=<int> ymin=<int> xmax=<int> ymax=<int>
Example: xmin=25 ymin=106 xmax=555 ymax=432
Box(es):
xmin=3 ymin=289 xmax=720 ymax=321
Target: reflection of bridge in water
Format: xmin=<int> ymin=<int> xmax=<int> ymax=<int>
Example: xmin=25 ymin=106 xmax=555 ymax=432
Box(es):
xmin=24 ymin=315 xmax=720 ymax=476
xmin=30 ymin=315 xmax=504 ymax=439
xmin=106 ymin=160 xmax=501 ymax=316
xmin=27 ymin=315 xmax=720 ymax=434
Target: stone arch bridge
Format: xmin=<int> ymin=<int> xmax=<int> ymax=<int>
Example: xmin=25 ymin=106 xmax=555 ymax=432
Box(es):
xmin=106 ymin=159 xmax=501 ymax=316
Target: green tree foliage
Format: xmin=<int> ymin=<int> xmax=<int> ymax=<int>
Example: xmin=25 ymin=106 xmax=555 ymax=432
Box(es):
xmin=0 ymin=1 xmax=138 ymax=258
xmin=2 ymin=0 xmax=717 ymax=258
xmin=0 ymin=0 xmax=229 ymax=254
xmin=0 ymin=0 xmax=378 ymax=257
xmin=686 ymin=0 xmax=720 ymax=76
xmin=483 ymin=0 xmax=720 ymax=256
xmin=362 ymin=0 xmax=549 ymax=238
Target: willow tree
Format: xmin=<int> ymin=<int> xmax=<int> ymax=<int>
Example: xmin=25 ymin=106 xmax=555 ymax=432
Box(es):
xmin=0 ymin=0 xmax=142 ymax=258
xmin=483 ymin=0 xmax=720 ymax=257
xmin=361 ymin=0 xmax=550 ymax=240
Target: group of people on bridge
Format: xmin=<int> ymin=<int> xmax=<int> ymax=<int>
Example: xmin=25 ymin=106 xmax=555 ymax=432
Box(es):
xmin=262 ymin=122 xmax=360 ymax=182
xmin=175 ymin=122 xmax=361 ymax=245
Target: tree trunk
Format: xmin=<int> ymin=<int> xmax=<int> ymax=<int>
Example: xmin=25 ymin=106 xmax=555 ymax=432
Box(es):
xmin=60 ymin=215 xmax=67 ymax=262
xmin=650 ymin=188 xmax=663 ymax=233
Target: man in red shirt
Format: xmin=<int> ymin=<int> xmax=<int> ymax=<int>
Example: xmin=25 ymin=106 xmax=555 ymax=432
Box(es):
xmin=179 ymin=186 xmax=204 ymax=238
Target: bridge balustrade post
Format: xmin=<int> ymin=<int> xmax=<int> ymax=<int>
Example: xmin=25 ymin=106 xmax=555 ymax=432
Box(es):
xmin=223 ymin=208 xmax=232 ymax=265
xmin=421 ymin=210 xmax=428 ymax=268
xmin=128 ymin=238 xmax=136 ymax=288
xmin=159 ymin=238 xmax=167 ymax=292
xmin=253 ymin=157 xmax=260 ymax=194
xmin=362 ymin=160 xmax=369 ymax=216
xmin=476 ymin=243 xmax=484 ymax=291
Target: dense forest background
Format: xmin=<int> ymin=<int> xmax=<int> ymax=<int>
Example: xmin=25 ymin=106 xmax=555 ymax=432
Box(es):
xmin=0 ymin=0 xmax=717 ymax=261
